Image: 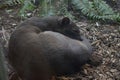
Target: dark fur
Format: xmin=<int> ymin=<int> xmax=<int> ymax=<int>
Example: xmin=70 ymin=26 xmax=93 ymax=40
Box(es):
xmin=8 ymin=16 xmax=92 ymax=80
xmin=18 ymin=16 xmax=83 ymax=41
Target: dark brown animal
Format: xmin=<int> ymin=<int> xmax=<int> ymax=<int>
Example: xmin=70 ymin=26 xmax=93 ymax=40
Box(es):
xmin=8 ymin=16 xmax=92 ymax=80
xmin=19 ymin=16 xmax=83 ymax=41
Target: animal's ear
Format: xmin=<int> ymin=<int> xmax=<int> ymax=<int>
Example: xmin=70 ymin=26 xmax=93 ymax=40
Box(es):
xmin=59 ymin=17 xmax=70 ymax=25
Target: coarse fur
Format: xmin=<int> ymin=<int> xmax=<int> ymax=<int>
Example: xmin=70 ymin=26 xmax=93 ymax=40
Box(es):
xmin=18 ymin=16 xmax=83 ymax=41
xmin=8 ymin=16 xmax=92 ymax=80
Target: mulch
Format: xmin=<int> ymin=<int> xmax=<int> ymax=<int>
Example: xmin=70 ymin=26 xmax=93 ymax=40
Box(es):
xmin=0 ymin=8 xmax=120 ymax=80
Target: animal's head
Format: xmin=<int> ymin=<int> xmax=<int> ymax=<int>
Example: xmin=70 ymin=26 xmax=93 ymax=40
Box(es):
xmin=58 ymin=17 xmax=82 ymax=41
xmin=44 ymin=16 xmax=82 ymax=41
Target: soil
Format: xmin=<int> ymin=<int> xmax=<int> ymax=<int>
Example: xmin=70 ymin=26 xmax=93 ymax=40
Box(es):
xmin=0 ymin=7 xmax=120 ymax=80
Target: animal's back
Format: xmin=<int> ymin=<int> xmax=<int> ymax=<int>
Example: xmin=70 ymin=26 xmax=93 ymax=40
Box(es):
xmin=37 ymin=31 xmax=91 ymax=75
xmin=8 ymin=26 xmax=52 ymax=80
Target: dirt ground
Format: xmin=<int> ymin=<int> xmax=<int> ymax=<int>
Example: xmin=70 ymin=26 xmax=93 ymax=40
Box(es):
xmin=0 ymin=8 xmax=120 ymax=80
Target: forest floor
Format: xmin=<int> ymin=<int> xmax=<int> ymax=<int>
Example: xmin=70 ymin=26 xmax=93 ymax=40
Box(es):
xmin=0 ymin=7 xmax=120 ymax=80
